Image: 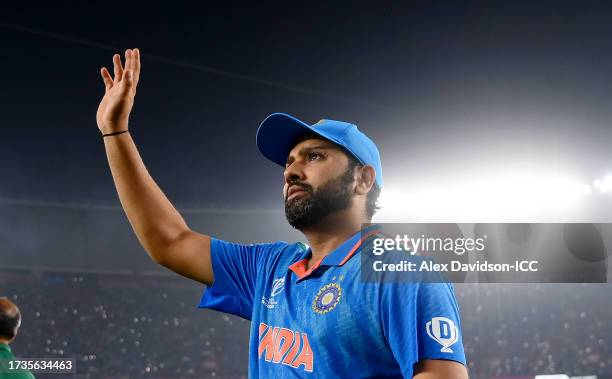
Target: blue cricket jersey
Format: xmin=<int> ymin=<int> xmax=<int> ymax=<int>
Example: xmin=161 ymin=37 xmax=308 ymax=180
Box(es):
xmin=198 ymin=225 xmax=466 ymax=378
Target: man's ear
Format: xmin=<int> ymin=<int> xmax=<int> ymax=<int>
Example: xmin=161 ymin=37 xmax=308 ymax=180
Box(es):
xmin=355 ymin=165 xmax=376 ymax=195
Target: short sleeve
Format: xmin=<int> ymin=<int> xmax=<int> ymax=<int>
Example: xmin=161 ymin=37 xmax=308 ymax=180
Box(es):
xmin=380 ymin=281 xmax=466 ymax=378
xmin=198 ymin=238 xmax=287 ymax=320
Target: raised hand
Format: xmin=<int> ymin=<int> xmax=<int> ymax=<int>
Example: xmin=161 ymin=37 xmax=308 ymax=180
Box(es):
xmin=96 ymin=48 xmax=141 ymax=135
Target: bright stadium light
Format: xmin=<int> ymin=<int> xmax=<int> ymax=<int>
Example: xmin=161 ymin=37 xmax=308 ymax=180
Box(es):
xmin=603 ymin=175 xmax=612 ymax=192
xmin=591 ymin=175 xmax=612 ymax=193
xmin=579 ymin=182 xmax=592 ymax=195
xmin=373 ymin=168 xmax=604 ymax=222
xmin=593 ymin=179 xmax=602 ymax=190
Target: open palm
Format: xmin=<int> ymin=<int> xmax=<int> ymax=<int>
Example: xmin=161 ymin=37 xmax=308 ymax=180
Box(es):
xmin=96 ymin=48 xmax=141 ymax=134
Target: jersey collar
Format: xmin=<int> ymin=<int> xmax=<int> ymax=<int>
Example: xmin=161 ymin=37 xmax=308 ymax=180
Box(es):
xmin=288 ymin=224 xmax=382 ymax=279
xmin=321 ymin=223 xmax=382 ymax=266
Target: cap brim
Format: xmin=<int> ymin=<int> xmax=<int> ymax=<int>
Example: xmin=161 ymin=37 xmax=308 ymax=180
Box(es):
xmin=256 ymin=113 xmax=326 ymax=167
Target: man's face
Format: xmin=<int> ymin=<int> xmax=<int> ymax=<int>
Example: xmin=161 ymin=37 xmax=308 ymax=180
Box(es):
xmin=283 ymin=137 xmax=356 ymax=229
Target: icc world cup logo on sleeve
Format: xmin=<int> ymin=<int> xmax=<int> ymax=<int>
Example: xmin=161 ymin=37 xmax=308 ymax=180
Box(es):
xmin=426 ymin=317 xmax=459 ymax=353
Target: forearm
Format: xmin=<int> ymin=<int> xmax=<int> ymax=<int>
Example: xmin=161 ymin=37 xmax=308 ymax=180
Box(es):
xmin=103 ymin=130 xmax=189 ymax=262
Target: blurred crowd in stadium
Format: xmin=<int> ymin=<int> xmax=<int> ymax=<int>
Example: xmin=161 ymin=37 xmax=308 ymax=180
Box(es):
xmin=2 ymin=270 xmax=248 ymax=379
xmin=1 ymin=269 xmax=610 ymax=379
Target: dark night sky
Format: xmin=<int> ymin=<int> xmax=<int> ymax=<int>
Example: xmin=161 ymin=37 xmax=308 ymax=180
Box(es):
xmin=3 ymin=1 xmax=612 ymax=211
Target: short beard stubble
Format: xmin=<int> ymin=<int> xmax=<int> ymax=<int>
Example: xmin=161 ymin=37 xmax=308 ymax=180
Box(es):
xmin=285 ymin=167 xmax=355 ymax=230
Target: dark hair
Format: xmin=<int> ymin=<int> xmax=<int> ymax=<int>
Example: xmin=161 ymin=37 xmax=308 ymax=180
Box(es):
xmin=0 ymin=299 xmax=21 ymax=340
xmin=346 ymin=155 xmax=381 ymax=220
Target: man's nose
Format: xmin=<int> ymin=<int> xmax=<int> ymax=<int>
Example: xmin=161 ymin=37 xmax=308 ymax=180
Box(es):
xmin=283 ymin=160 xmax=306 ymax=184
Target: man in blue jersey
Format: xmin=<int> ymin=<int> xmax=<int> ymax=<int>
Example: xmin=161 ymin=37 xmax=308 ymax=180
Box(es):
xmin=97 ymin=49 xmax=468 ymax=378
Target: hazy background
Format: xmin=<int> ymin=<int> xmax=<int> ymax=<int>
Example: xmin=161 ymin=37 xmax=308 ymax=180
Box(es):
xmin=1 ymin=2 xmax=612 ymax=378
xmin=2 ymin=1 xmax=612 ymax=216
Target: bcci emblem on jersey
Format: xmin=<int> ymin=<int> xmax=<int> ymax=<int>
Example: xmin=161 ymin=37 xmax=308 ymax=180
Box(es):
xmin=426 ymin=317 xmax=459 ymax=353
xmin=312 ymin=283 xmax=342 ymax=314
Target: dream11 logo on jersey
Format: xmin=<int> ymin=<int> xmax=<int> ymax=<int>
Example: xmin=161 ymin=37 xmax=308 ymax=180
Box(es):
xmin=426 ymin=317 xmax=459 ymax=353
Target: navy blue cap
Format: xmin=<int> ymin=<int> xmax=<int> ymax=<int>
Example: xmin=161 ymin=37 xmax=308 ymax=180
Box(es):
xmin=256 ymin=113 xmax=383 ymax=188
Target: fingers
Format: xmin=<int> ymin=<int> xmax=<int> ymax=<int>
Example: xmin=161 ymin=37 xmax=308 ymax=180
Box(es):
xmin=123 ymin=48 xmax=140 ymax=87
xmin=132 ymin=48 xmax=141 ymax=86
xmin=124 ymin=49 xmax=132 ymax=71
xmin=120 ymin=69 xmax=134 ymax=95
xmin=113 ymin=53 xmax=124 ymax=83
xmin=100 ymin=67 xmax=113 ymax=91
xmin=105 ymin=49 xmax=139 ymax=93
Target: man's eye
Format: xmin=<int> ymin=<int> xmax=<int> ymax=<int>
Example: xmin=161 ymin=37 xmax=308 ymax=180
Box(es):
xmin=308 ymin=152 xmax=322 ymax=161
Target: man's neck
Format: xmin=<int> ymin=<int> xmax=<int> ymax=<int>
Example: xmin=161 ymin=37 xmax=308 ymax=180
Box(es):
xmin=301 ymin=211 xmax=368 ymax=268
xmin=0 ymin=338 xmax=10 ymax=346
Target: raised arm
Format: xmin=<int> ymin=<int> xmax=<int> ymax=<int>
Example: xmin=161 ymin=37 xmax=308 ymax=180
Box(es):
xmin=96 ymin=49 xmax=213 ymax=285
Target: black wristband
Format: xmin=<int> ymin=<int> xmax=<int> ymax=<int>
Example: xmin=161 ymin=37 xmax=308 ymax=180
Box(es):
xmin=102 ymin=130 xmax=129 ymax=138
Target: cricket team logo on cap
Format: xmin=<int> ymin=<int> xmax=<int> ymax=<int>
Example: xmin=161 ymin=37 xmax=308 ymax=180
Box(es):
xmin=312 ymin=283 xmax=342 ymax=314
xmin=426 ymin=317 xmax=459 ymax=353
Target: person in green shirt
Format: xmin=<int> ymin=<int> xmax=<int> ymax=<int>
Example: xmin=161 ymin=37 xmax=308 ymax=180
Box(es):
xmin=0 ymin=298 xmax=34 ymax=379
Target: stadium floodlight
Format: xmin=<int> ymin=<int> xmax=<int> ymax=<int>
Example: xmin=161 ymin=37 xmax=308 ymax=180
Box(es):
xmin=373 ymin=169 xmax=599 ymax=222
xmin=603 ymin=175 xmax=612 ymax=192
xmin=591 ymin=175 xmax=612 ymax=193
xmin=593 ymin=179 xmax=602 ymax=190
xmin=574 ymin=181 xmax=591 ymax=195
